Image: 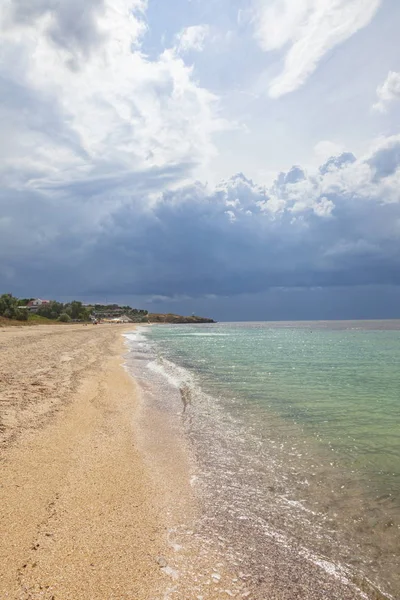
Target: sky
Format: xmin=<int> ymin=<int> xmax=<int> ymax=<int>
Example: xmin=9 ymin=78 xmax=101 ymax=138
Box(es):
xmin=1 ymin=0 xmax=400 ymax=320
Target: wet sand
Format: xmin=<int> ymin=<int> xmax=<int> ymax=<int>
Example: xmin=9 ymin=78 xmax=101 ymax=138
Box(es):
xmin=125 ymin=326 xmax=397 ymax=600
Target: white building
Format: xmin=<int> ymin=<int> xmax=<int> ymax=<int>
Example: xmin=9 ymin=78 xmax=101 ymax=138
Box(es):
xmin=27 ymin=299 xmax=50 ymax=312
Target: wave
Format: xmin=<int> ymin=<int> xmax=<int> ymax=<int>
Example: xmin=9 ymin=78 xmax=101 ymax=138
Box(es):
xmin=186 ymin=333 xmax=229 ymax=337
xmin=123 ymin=325 xmax=398 ymax=599
xmin=123 ymin=330 xmax=148 ymax=343
xmin=147 ymin=357 xmax=196 ymax=389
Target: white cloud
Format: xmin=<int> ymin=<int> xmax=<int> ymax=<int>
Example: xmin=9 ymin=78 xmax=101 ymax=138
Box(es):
xmin=1 ymin=0 xmax=400 ymax=300
xmin=373 ymin=71 xmax=400 ymax=113
xmin=253 ymin=0 xmax=381 ymax=98
xmin=175 ymin=25 xmax=210 ymax=53
xmin=225 ymin=209 xmax=237 ymax=222
xmin=313 ymin=196 xmax=334 ymax=217
xmin=314 ymin=140 xmax=344 ymax=162
xmin=0 ymin=1 xmax=224 ymax=192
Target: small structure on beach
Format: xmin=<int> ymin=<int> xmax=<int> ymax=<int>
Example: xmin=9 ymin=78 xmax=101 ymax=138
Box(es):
xmin=102 ymin=314 xmax=133 ymax=324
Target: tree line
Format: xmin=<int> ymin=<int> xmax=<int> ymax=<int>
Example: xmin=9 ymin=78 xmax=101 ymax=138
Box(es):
xmin=0 ymin=294 xmax=150 ymax=323
xmin=0 ymin=294 xmax=29 ymax=321
xmin=35 ymin=300 xmax=92 ymax=322
xmin=0 ymin=295 xmax=92 ymax=322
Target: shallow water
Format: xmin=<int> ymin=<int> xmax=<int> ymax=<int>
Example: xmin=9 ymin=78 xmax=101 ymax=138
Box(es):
xmin=125 ymin=321 xmax=400 ymax=599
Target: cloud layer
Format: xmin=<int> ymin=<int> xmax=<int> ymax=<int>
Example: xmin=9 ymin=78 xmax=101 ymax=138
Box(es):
xmin=0 ymin=0 xmax=225 ymax=193
xmin=253 ymin=0 xmax=382 ymax=97
xmin=373 ymin=71 xmax=400 ymax=112
xmin=1 ymin=0 xmax=399 ymax=309
xmin=1 ymin=136 xmax=400 ymax=298
xmin=175 ymin=25 xmax=210 ymax=53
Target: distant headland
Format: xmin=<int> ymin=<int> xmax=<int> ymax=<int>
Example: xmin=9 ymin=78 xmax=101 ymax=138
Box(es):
xmin=0 ymin=294 xmax=215 ymax=325
xmin=147 ymin=313 xmax=215 ymax=324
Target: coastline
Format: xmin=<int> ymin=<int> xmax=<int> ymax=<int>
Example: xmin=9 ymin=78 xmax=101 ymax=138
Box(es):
xmin=3 ymin=322 xmax=393 ymax=599
xmin=0 ymin=324 xmax=170 ymax=599
xmin=126 ymin=323 xmax=398 ymax=600
xmin=0 ymin=324 xmax=238 ymax=599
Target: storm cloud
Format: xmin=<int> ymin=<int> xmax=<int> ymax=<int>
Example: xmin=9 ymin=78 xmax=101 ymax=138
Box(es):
xmin=1 ymin=137 xmax=400 ymax=299
xmin=0 ymin=0 xmax=399 ymax=315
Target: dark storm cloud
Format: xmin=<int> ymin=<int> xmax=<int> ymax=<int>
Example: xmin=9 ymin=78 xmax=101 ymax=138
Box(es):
xmin=1 ymin=139 xmax=400 ymax=299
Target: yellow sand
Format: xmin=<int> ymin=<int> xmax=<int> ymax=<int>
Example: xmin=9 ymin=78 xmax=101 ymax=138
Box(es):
xmin=0 ymin=324 xmax=241 ymax=600
xmin=0 ymin=324 xmax=171 ymax=599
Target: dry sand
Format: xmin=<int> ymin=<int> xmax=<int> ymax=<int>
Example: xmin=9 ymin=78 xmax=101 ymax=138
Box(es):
xmin=0 ymin=324 xmax=184 ymax=599
xmin=0 ymin=324 xmax=249 ymax=600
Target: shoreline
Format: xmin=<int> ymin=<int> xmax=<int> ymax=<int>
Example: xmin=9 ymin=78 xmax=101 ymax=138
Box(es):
xmin=122 ymin=330 xmax=242 ymax=598
xmin=4 ymin=323 xmax=393 ymax=599
xmin=0 ymin=324 xmax=237 ymax=599
xmin=126 ymin=324 xmax=398 ymax=600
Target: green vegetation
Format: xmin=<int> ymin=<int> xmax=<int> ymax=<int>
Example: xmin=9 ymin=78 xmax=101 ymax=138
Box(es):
xmin=58 ymin=313 xmax=72 ymax=322
xmin=0 ymin=294 xmax=91 ymax=325
xmin=0 ymin=293 xmax=215 ymax=326
xmin=0 ymin=313 xmax=55 ymax=327
xmin=35 ymin=300 xmax=91 ymax=321
xmin=0 ymin=294 xmax=28 ymax=321
xmin=26 ymin=314 xmax=56 ymax=325
xmin=148 ymin=313 xmax=215 ymax=324
xmin=92 ymin=305 xmax=148 ymax=323
xmin=17 ymin=298 xmax=35 ymax=306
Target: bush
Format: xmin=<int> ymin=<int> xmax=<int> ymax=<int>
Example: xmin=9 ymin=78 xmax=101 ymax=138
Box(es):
xmin=0 ymin=294 xmax=19 ymax=318
xmin=15 ymin=309 xmax=28 ymax=321
xmin=37 ymin=301 xmax=63 ymax=319
xmin=58 ymin=313 xmax=71 ymax=322
xmin=17 ymin=298 xmax=34 ymax=306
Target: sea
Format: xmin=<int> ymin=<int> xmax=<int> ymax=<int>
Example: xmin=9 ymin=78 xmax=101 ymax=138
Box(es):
xmin=124 ymin=321 xmax=400 ymax=599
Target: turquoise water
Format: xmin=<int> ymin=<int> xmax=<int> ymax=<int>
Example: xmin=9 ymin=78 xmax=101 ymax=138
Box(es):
xmin=129 ymin=321 xmax=400 ymax=598
xmin=146 ymin=322 xmax=400 ymax=499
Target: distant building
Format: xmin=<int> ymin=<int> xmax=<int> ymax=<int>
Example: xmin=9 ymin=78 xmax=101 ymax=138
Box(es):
xmin=27 ymin=299 xmax=50 ymax=312
xmin=104 ymin=314 xmax=133 ymax=324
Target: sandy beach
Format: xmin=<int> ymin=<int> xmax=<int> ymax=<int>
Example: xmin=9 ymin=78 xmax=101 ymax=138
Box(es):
xmin=0 ymin=324 xmax=171 ymax=599
xmin=0 ymin=324 xmax=240 ymax=600
xmin=2 ymin=322 xmax=394 ymax=600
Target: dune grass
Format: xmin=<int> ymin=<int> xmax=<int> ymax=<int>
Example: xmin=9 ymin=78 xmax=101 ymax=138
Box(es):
xmin=0 ymin=314 xmax=64 ymax=327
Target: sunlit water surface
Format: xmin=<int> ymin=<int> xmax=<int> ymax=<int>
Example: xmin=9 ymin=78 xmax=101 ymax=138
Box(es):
xmin=125 ymin=321 xmax=400 ymax=599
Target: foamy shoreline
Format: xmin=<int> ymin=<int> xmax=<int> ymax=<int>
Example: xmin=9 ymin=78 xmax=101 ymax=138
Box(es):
xmin=2 ymin=323 xmax=392 ymax=599
xmin=126 ymin=324 xmax=397 ymax=600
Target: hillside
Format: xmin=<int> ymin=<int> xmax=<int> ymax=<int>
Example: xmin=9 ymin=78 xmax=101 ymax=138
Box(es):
xmin=0 ymin=315 xmax=60 ymax=327
xmin=0 ymin=294 xmax=215 ymax=326
xmin=148 ymin=313 xmax=215 ymax=324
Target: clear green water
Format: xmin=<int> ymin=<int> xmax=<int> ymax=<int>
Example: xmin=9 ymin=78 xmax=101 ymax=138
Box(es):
xmin=147 ymin=322 xmax=400 ymax=498
xmin=140 ymin=321 xmax=400 ymax=597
